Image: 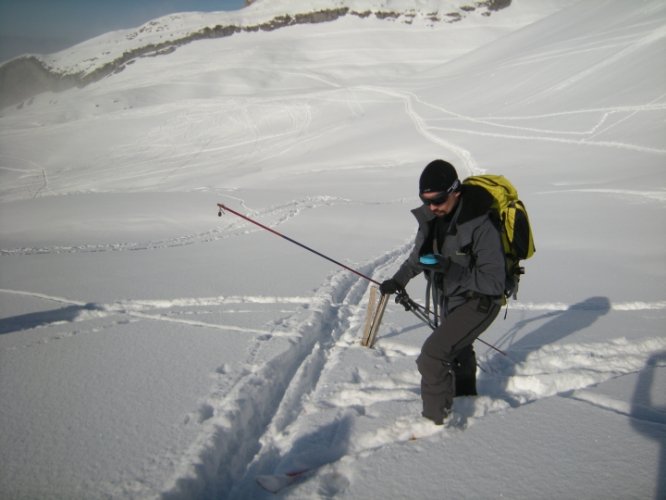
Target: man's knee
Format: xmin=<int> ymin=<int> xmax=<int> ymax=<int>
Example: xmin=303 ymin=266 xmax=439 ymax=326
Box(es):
xmin=417 ymin=352 xmax=453 ymax=382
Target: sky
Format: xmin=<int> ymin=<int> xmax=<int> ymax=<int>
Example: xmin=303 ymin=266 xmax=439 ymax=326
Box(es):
xmin=0 ymin=0 xmax=247 ymax=62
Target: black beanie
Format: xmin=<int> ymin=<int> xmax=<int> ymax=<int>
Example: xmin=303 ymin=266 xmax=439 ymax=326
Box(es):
xmin=419 ymin=160 xmax=459 ymax=194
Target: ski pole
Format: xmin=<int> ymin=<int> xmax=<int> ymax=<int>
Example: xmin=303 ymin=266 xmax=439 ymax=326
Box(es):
xmin=217 ymin=203 xmax=380 ymax=286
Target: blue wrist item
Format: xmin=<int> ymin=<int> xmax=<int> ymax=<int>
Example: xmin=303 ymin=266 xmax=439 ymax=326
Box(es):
xmin=419 ymin=254 xmax=439 ymax=266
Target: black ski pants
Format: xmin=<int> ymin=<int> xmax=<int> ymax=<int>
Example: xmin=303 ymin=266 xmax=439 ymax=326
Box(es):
xmin=416 ymin=295 xmax=500 ymax=421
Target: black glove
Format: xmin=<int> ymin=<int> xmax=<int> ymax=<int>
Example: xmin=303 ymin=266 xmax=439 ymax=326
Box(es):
xmin=379 ymin=278 xmax=401 ymax=295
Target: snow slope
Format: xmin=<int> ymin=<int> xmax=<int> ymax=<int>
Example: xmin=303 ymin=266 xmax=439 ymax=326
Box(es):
xmin=0 ymin=0 xmax=664 ymax=498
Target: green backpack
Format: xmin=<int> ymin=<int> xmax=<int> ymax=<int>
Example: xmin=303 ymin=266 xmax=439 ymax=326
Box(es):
xmin=463 ymin=174 xmax=536 ymax=300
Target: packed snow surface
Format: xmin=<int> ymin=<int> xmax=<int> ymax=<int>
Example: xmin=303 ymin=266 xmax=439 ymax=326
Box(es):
xmin=0 ymin=0 xmax=664 ymax=498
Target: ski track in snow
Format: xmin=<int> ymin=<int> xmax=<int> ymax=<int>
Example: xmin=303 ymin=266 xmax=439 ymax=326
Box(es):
xmin=2 ymin=286 xmax=663 ymax=348
xmin=342 ymin=83 xmax=666 ymax=164
xmin=0 ymin=195 xmax=357 ymax=256
xmin=0 ymin=288 xmax=314 ymax=351
xmin=153 ymin=244 xmax=410 ymax=498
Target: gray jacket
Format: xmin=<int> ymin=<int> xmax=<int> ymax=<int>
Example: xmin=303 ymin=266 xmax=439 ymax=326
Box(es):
xmin=393 ymin=185 xmax=506 ymax=314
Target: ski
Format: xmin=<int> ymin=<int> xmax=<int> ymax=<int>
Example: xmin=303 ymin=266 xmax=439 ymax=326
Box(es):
xmin=360 ymin=286 xmax=389 ymax=348
xmin=256 ymin=468 xmax=312 ymax=493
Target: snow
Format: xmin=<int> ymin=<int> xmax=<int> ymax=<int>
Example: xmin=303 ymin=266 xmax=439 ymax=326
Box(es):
xmin=0 ymin=0 xmax=665 ymax=498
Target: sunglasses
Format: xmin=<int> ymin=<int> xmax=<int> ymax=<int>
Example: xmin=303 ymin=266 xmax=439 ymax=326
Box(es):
xmin=420 ymin=179 xmax=461 ymax=206
xmin=420 ymin=192 xmax=450 ymax=206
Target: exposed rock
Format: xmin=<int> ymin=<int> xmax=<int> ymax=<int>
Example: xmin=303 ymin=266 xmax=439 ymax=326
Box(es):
xmin=479 ymin=0 xmax=512 ymax=11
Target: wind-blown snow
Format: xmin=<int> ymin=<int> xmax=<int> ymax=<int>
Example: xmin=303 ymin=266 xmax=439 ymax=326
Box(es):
xmin=0 ymin=0 xmax=664 ymax=498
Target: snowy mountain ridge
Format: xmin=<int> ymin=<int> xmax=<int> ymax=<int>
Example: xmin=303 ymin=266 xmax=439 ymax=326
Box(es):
xmin=0 ymin=0 xmax=512 ymax=110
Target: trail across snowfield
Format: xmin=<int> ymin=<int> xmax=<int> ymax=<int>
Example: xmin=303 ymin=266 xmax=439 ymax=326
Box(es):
xmin=1 ymin=0 xmax=665 ymax=498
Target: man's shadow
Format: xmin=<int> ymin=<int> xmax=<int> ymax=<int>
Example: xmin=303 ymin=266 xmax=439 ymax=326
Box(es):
xmin=0 ymin=303 xmax=100 ymax=335
xmin=479 ymin=297 xmax=664 ymax=496
xmin=501 ymin=296 xmax=611 ymax=364
xmin=479 ymin=296 xmax=612 ymax=403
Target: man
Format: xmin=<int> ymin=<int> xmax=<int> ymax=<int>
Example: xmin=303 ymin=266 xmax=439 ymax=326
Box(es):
xmin=380 ymin=159 xmax=506 ymax=424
